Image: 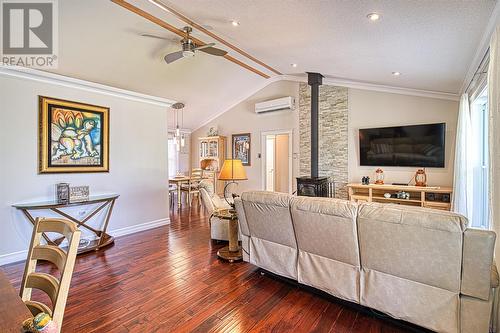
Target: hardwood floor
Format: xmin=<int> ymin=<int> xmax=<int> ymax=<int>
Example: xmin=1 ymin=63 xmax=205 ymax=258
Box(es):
xmin=2 ymin=200 xmax=423 ymax=332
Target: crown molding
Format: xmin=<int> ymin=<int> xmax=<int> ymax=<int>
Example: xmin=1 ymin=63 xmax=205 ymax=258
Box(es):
xmin=460 ymin=0 xmax=500 ymax=94
xmin=280 ymin=75 xmax=460 ymax=101
xmin=0 ymin=65 xmax=176 ymax=107
xmin=192 ymin=74 xmax=459 ymax=131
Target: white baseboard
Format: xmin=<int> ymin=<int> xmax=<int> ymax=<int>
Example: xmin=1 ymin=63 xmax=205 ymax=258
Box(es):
xmin=0 ymin=217 xmax=171 ymax=266
xmin=109 ymin=218 xmax=170 ymax=238
xmin=0 ymin=250 xmax=29 ymax=267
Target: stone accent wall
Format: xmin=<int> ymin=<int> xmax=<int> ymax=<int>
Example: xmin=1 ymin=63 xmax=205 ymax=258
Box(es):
xmin=299 ymin=83 xmax=349 ymax=199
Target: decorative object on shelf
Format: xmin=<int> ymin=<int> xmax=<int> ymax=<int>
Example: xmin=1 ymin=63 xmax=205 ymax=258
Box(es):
xmin=207 ymin=126 xmax=218 ymax=137
xmin=232 ymin=133 xmax=251 ymax=166
xmin=396 ymin=191 xmax=410 ymax=200
xmin=56 ymin=183 xmax=70 ymax=204
xmin=171 ymin=102 xmax=186 ymax=152
xmin=415 ymin=168 xmax=427 ymax=187
xmin=218 ymin=159 xmax=248 ymax=208
xmin=39 ymin=96 xmax=109 ymax=173
xmin=361 ymin=176 xmax=370 ymax=185
xmin=375 ymin=168 xmax=385 ymax=185
xmin=384 ymin=193 xmax=391 ymax=198
xmin=70 ymin=185 xmax=90 ymax=202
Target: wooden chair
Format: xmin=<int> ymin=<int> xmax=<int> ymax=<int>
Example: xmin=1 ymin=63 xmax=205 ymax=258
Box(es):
xmin=181 ymin=168 xmax=203 ymax=207
xmin=168 ymin=183 xmax=177 ymax=209
xmin=20 ymin=217 xmax=81 ymax=333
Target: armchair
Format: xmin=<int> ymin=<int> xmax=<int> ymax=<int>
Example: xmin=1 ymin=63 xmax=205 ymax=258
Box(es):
xmin=199 ymin=180 xmax=235 ymax=241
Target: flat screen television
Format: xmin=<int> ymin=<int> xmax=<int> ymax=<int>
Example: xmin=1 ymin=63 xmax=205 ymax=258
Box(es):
xmin=359 ymin=123 xmax=445 ymax=167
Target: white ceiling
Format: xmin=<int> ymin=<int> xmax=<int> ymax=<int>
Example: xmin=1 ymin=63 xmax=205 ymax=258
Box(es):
xmin=51 ymin=0 xmax=497 ymax=130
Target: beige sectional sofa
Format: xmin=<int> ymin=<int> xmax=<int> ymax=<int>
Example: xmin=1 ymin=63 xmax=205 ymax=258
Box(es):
xmin=234 ymin=191 xmax=498 ymax=333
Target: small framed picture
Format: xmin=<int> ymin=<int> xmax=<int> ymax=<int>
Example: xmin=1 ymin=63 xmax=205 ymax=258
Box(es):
xmin=232 ymin=133 xmax=251 ymax=166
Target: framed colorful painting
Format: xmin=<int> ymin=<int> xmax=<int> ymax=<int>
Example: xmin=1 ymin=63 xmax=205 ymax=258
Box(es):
xmin=39 ymin=96 xmax=109 ymax=173
xmin=232 ymin=133 xmax=251 ymax=166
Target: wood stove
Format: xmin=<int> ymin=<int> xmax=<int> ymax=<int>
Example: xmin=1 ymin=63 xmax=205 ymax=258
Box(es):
xmin=296 ymin=176 xmax=333 ymax=197
xmin=296 ymin=72 xmax=334 ymax=198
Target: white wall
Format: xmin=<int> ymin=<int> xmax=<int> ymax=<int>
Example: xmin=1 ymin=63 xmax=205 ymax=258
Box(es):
xmin=192 ymin=80 xmax=300 ymax=193
xmin=191 ymin=81 xmax=459 ymax=193
xmin=348 ymin=89 xmax=459 ymax=186
xmin=0 ymin=73 xmax=169 ymax=264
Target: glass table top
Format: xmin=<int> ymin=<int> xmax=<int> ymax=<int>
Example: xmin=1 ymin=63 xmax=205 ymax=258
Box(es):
xmin=12 ymin=193 xmax=119 ymax=209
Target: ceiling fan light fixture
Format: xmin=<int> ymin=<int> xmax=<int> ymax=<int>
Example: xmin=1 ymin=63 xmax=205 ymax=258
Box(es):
xmin=182 ymin=50 xmax=195 ymax=57
xmin=367 ymin=13 xmax=381 ymax=21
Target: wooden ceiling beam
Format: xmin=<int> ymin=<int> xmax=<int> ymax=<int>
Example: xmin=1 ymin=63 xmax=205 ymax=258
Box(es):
xmin=150 ymin=0 xmax=282 ymax=76
xmin=111 ymin=0 xmax=271 ymax=79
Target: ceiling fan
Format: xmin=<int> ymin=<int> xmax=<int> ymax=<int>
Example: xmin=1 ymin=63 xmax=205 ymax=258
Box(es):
xmin=141 ymin=26 xmax=227 ymax=64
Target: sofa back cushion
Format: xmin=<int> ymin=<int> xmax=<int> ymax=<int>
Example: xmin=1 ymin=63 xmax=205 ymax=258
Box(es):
xmin=358 ymin=202 xmax=466 ymax=292
xmin=291 ymin=196 xmax=360 ymax=266
xmin=241 ymin=191 xmax=296 ymax=247
xmin=290 ymin=196 xmax=361 ymax=302
xmin=241 ymin=191 xmax=297 ymax=279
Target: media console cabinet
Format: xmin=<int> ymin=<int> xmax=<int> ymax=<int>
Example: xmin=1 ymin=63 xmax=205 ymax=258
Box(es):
xmin=347 ymin=183 xmax=452 ymax=211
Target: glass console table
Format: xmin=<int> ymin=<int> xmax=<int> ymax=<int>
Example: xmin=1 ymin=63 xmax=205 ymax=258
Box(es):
xmin=12 ymin=194 xmax=119 ymax=254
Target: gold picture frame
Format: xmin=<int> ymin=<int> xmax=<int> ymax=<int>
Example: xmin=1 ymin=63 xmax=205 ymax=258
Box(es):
xmin=39 ymin=96 xmax=109 ymax=173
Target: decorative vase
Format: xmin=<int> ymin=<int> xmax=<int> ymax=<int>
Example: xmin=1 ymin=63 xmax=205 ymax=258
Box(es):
xmin=375 ymin=168 xmax=384 ymax=185
xmin=415 ymin=169 xmax=427 ymax=187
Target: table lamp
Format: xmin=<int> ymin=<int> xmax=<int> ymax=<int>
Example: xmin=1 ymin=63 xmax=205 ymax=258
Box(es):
xmin=218 ymin=159 xmax=247 ymax=208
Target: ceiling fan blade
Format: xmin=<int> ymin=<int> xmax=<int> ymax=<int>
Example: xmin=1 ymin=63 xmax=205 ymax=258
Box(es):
xmin=164 ymin=51 xmax=184 ymax=64
xmin=194 ymin=43 xmax=215 ymax=51
xmin=198 ymin=46 xmax=228 ymax=57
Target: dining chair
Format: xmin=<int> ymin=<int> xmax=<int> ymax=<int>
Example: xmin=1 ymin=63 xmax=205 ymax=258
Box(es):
xmin=181 ymin=168 xmax=203 ymax=207
xmin=168 ymin=183 xmax=177 ymax=209
xmin=20 ymin=217 xmax=81 ymax=333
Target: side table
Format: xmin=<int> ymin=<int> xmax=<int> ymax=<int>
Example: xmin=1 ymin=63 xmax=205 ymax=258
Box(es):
xmin=213 ymin=208 xmax=242 ymax=262
xmin=12 ymin=194 xmax=118 ymax=254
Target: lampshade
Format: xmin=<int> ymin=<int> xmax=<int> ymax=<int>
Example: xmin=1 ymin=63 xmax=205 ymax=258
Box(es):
xmin=218 ymin=159 xmax=247 ymax=181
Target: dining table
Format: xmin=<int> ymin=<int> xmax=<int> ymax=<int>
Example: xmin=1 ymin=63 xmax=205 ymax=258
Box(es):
xmin=0 ymin=269 xmax=32 ymax=332
xmin=169 ymin=176 xmax=191 ymax=208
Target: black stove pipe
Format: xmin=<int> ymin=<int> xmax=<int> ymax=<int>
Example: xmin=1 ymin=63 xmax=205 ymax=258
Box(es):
xmin=307 ymin=72 xmax=323 ymax=178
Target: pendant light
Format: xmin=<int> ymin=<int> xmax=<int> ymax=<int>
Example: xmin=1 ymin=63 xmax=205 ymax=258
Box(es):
xmin=171 ymin=102 xmax=186 ymax=149
xmin=180 ymin=105 xmax=185 ymax=147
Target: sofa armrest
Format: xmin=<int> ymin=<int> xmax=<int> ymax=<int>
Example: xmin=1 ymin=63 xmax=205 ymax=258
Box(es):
xmin=491 ymin=263 xmax=499 ymax=288
xmin=234 ymin=197 xmax=250 ymax=237
xmin=461 ymin=228 xmax=496 ymax=301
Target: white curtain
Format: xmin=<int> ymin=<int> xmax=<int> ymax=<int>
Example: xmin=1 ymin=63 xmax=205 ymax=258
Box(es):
xmin=452 ymin=94 xmax=473 ymax=220
xmin=489 ymin=25 xmax=500 ymax=333
xmin=490 ymin=25 xmax=500 ymax=254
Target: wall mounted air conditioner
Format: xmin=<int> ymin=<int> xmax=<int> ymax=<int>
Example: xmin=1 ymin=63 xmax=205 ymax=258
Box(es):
xmin=255 ymin=96 xmax=295 ymax=114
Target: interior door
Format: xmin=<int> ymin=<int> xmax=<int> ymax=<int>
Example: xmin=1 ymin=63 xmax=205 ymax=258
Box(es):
xmin=265 ymin=136 xmax=275 ymax=191
xmin=274 ymin=134 xmax=290 ymax=193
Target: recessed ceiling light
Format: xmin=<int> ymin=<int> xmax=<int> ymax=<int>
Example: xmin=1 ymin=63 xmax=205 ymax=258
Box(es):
xmin=291 ymin=63 xmax=298 ymax=68
xmin=367 ymin=13 xmax=381 ymax=21
xmin=231 ymin=20 xmax=240 ymax=27
xmin=392 ymin=71 xmax=401 ymax=76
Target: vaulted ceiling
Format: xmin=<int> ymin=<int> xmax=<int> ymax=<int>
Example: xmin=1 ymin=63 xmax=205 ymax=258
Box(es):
xmin=51 ymin=0 xmax=497 ymax=130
